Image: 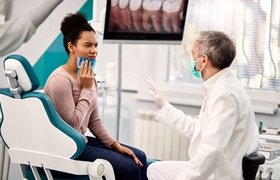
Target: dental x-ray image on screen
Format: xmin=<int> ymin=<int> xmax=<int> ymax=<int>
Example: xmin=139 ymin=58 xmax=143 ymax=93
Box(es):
xmin=103 ymin=0 xmax=188 ymax=44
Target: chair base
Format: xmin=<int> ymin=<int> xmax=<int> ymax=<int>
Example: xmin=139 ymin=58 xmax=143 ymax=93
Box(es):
xmin=26 ymin=167 xmax=90 ymax=180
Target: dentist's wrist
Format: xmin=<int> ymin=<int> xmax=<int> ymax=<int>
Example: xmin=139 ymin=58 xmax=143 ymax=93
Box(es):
xmin=158 ymin=100 xmax=167 ymax=109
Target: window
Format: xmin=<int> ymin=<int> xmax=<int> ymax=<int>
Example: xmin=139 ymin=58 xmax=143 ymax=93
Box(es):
xmin=165 ymin=0 xmax=280 ymax=114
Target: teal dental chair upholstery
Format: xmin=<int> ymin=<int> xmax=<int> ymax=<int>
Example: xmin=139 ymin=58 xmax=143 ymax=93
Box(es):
xmin=0 ymin=54 xmax=115 ymax=180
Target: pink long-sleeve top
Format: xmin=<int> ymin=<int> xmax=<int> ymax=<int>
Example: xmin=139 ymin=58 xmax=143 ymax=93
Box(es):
xmin=44 ymin=66 xmax=117 ymax=148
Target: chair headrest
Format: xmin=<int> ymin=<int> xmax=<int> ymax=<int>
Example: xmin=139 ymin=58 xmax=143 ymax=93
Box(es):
xmin=4 ymin=54 xmax=40 ymax=92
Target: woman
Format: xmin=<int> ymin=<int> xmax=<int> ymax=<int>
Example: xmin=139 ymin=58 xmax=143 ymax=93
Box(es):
xmin=44 ymin=12 xmax=148 ymax=180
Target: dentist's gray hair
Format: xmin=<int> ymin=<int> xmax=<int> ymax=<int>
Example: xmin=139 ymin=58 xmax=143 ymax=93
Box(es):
xmin=196 ymin=30 xmax=236 ymax=70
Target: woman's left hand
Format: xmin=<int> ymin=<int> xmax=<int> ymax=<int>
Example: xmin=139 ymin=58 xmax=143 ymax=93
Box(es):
xmin=111 ymin=142 xmax=143 ymax=167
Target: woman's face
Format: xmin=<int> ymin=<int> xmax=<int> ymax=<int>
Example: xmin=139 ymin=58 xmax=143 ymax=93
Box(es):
xmin=71 ymin=31 xmax=98 ymax=60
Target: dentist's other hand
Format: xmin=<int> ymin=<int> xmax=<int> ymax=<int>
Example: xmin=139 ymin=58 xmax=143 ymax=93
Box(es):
xmin=147 ymin=77 xmax=166 ymax=109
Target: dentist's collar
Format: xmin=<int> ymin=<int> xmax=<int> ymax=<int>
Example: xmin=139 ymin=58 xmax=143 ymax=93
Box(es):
xmin=201 ymin=67 xmax=232 ymax=93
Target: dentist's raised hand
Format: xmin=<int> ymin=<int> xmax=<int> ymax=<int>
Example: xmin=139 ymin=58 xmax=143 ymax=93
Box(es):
xmin=147 ymin=77 xmax=166 ymax=109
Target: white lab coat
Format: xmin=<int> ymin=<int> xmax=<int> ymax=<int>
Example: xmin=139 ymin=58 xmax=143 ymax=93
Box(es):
xmin=150 ymin=68 xmax=259 ymax=180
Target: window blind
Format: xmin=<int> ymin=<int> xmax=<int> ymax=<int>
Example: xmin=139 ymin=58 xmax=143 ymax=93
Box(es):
xmin=169 ymin=0 xmax=280 ymax=92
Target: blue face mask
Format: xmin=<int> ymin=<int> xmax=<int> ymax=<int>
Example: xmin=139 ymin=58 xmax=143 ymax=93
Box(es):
xmin=77 ymin=57 xmax=96 ymax=75
xmin=190 ymin=57 xmax=203 ymax=78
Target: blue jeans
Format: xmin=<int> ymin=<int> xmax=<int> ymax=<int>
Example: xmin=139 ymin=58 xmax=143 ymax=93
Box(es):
xmin=76 ymin=136 xmax=148 ymax=180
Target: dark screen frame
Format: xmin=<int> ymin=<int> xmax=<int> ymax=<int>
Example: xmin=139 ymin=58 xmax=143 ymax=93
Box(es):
xmin=103 ymin=0 xmax=189 ymax=44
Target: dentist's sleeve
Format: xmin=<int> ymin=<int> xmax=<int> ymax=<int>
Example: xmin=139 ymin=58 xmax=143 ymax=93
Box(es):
xmin=155 ymin=102 xmax=196 ymax=138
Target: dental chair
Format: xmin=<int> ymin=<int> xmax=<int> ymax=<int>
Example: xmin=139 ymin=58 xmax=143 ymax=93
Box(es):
xmin=242 ymin=153 xmax=265 ymax=180
xmin=0 ymin=54 xmax=115 ymax=180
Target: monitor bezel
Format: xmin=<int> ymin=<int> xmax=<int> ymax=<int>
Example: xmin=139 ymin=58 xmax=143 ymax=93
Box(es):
xmin=103 ymin=0 xmax=189 ymax=45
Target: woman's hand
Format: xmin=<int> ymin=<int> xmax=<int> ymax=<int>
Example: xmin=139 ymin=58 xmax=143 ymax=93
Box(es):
xmin=111 ymin=142 xmax=143 ymax=167
xmin=79 ymin=60 xmax=94 ymax=89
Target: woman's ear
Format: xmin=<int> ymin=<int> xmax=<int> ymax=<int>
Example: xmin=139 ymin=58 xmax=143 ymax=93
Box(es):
xmin=67 ymin=42 xmax=74 ymax=53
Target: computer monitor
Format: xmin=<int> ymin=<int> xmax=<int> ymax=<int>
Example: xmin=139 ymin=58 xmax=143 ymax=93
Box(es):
xmin=103 ymin=0 xmax=189 ymax=44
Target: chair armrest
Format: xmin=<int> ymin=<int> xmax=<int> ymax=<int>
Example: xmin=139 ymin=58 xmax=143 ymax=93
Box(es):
xmin=88 ymin=159 xmax=115 ymax=180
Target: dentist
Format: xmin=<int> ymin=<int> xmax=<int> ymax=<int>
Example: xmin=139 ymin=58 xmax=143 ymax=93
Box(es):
xmin=147 ymin=30 xmax=259 ymax=179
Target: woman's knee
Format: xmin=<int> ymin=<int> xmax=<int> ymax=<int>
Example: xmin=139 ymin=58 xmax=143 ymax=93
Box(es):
xmin=135 ymin=149 xmax=147 ymax=162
